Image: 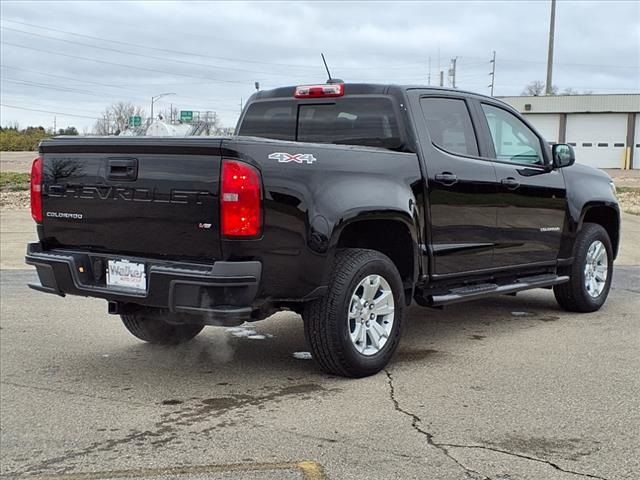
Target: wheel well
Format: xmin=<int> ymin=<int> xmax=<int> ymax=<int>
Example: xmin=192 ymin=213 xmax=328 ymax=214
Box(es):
xmin=336 ymin=220 xmax=415 ymax=285
xmin=582 ymin=206 xmax=620 ymax=258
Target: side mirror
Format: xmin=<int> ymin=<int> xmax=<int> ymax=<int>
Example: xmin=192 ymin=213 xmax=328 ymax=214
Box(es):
xmin=552 ymin=143 xmax=575 ymax=168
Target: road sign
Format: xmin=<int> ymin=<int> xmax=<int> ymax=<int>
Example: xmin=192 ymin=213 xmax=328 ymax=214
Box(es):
xmin=180 ymin=110 xmax=193 ymax=122
xmin=129 ymin=116 xmax=141 ymax=127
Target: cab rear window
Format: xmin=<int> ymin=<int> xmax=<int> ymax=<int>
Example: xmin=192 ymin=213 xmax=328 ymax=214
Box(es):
xmin=238 ymin=97 xmax=402 ymax=150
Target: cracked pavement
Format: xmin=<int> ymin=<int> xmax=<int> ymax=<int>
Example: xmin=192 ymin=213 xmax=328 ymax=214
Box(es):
xmin=1 ymin=211 xmax=639 ymax=479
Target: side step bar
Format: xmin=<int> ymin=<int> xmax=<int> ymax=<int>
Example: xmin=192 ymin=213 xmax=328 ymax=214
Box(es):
xmin=428 ymin=274 xmax=570 ymax=307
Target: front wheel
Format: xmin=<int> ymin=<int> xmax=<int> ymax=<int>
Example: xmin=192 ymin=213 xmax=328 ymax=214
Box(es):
xmin=554 ymin=223 xmax=613 ymax=312
xmin=303 ymin=249 xmax=404 ymax=378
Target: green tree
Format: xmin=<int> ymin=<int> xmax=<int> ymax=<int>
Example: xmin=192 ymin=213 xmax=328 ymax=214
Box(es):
xmin=57 ymin=126 xmax=79 ymax=135
xmin=0 ymin=125 xmax=50 ymax=151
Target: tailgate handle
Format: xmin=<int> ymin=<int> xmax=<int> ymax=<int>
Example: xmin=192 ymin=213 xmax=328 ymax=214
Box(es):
xmin=107 ymin=158 xmax=138 ymax=181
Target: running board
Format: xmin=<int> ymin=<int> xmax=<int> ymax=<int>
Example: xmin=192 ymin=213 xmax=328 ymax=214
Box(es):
xmin=428 ymin=274 xmax=570 ymax=307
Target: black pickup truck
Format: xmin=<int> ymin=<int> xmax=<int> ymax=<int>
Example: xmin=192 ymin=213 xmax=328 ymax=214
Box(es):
xmin=27 ymin=82 xmax=620 ymax=377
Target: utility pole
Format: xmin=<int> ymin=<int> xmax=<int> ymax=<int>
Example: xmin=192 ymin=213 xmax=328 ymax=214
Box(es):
xmin=545 ymin=0 xmax=556 ymax=95
xmin=240 ymin=98 xmax=243 ymax=114
xmin=489 ymin=51 xmax=496 ymax=96
xmin=53 ymin=116 xmax=56 ymax=134
xmin=439 ymin=71 xmax=444 ymax=87
xmin=448 ymin=57 xmax=457 ymax=88
xmin=428 ymin=57 xmax=431 ymax=85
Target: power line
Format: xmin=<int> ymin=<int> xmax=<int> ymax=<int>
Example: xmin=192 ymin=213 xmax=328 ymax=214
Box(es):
xmin=1 ymin=18 xmax=323 ymax=70
xmin=0 ymin=65 xmax=241 ymax=107
xmin=2 ymin=78 xmax=111 ymax=98
xmin=0 ymin=103 xmax=100 ymax=120
xmin=456 ymin=60 xmax=491 ymax=68
xmin=1 ymin=26 xmax=314 ymax=79
xmin=1 ymin=41 xmax=257 ymax=86
xmin=1 ymin=97 xmax=104 ymax=116
xmin=459 ymin=82 xmax=635 ymax=91
xmin=448 ymin=53 xmax=638 ymax=70
xmin=3 ymin=19 xmax=637 ymax=73
xmin=1 ymin=18 xmax=428 ymax=72
xmin=1 ymin=64 xmax=142 ymax=93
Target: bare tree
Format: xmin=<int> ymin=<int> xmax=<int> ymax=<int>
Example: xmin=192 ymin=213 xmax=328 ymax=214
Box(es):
xmin=93 ymin=102 xmax=145 ymax=135
xmin=561 ymin=87 xmax=592 ymax=95
xmin=522 ymin=81 xmax=558 ymax=96
xmin=561 ymin=87 xmax=580 ymax=95
xmin=205 ymin=111 xmax=221 ymax=133
xmin=45 ymin=158 xmax=85 ymax=183
xmin=167 ymin=105 xmax=179 ymax=123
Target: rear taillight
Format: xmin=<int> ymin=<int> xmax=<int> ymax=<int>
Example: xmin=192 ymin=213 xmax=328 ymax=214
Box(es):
xmin=30 ymin=156 xmax=43 ymax=223
xmin=220 ymin=159 xmax=262 ymax=237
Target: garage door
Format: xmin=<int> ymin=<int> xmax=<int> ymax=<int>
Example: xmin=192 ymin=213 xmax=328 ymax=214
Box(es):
xmin=565 ymin=113 xmax=628 ymax=168
xmin=523 ymin=114 xmax=560 ymax=143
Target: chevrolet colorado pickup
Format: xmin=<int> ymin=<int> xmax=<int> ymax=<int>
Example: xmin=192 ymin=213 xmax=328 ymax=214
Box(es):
xmin=26 ymin=83 xmax=620 ymax=377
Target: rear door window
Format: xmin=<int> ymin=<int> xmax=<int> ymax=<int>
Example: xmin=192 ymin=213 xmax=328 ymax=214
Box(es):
xmin=420 ymin=97 xmax=479 ymax=156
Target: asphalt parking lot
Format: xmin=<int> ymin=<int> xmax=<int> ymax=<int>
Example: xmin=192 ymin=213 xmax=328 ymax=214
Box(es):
xmin=1 ymin=209 xmax=639 ymax=480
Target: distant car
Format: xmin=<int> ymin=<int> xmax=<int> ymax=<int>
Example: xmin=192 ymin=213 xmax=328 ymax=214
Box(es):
xmin=27 ymin=82 xmax=620 ymax=377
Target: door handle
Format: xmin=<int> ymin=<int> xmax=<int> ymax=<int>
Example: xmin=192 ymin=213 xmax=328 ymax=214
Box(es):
xmin=107 ymin=158 xmax=138 ymax=181
xmin=500 ymin=177 xmax=520 ymax=190
xmin=434 ymin=172 xmax=458 ymax=186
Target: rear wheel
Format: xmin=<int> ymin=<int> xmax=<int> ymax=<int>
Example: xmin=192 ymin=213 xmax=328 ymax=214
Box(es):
xmin=303 ymin=249 xmax=404 ymax=378
xmin=554 ymin=223 xmax=613 ymax=312
xmin=121 ymin=308 xmax=204 ymax=345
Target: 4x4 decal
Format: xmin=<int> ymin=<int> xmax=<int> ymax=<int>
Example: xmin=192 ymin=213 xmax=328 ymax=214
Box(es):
xmin=268 ymin=152 xmax=317 ymax=164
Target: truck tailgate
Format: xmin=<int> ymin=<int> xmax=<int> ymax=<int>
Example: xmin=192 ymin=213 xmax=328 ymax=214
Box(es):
xmin=40 ymin=138 xmax=223 ymax=260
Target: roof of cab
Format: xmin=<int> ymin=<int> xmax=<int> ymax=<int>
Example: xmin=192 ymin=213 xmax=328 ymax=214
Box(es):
xmin=251 ymin=82 xmax=503 ymax=105
xmin=245 ymin=82 xmax=523 ymax=119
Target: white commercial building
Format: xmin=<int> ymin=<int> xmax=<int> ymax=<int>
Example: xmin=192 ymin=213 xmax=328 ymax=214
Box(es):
xmin=500 ymin=94 xmax=640 ymax=170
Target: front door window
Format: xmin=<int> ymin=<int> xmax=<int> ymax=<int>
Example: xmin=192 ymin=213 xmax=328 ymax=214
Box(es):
xmin=481 ymin=104 xmax=544 ymax=166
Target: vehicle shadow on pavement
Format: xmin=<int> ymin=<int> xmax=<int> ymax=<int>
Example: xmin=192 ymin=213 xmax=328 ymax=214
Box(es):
xmin=57 ymin=289 xmax=600 ymax=387
xmin=396 ymin=290 xmax=598 ymax=362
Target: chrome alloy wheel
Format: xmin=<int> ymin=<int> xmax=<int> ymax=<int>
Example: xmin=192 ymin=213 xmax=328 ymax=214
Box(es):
xmin=584 ymin=240 xmax=608 ymax=298
xmin=348 ymin=274 xmax=395 ymax=356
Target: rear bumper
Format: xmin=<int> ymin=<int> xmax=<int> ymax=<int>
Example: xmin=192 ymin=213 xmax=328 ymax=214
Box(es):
xmin=25 ymin=242 xmax=261 ymax=323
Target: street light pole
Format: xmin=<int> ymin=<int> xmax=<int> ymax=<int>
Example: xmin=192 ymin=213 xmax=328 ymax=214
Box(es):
xmin=150 ymin=93 xmax=175 ymax=123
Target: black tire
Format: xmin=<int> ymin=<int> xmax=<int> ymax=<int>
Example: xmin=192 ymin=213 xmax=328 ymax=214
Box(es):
xmin=554 ymin=223 xmax=613 ymax=313
xmin=121 ymin=308 xmax=204 ymax=345
xmin=303 ymin=248 xmax=405 ymax=378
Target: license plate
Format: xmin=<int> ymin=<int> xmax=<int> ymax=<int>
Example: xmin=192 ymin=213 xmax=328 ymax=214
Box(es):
xmin=106 ymin=259 xmax=147 ymax=292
